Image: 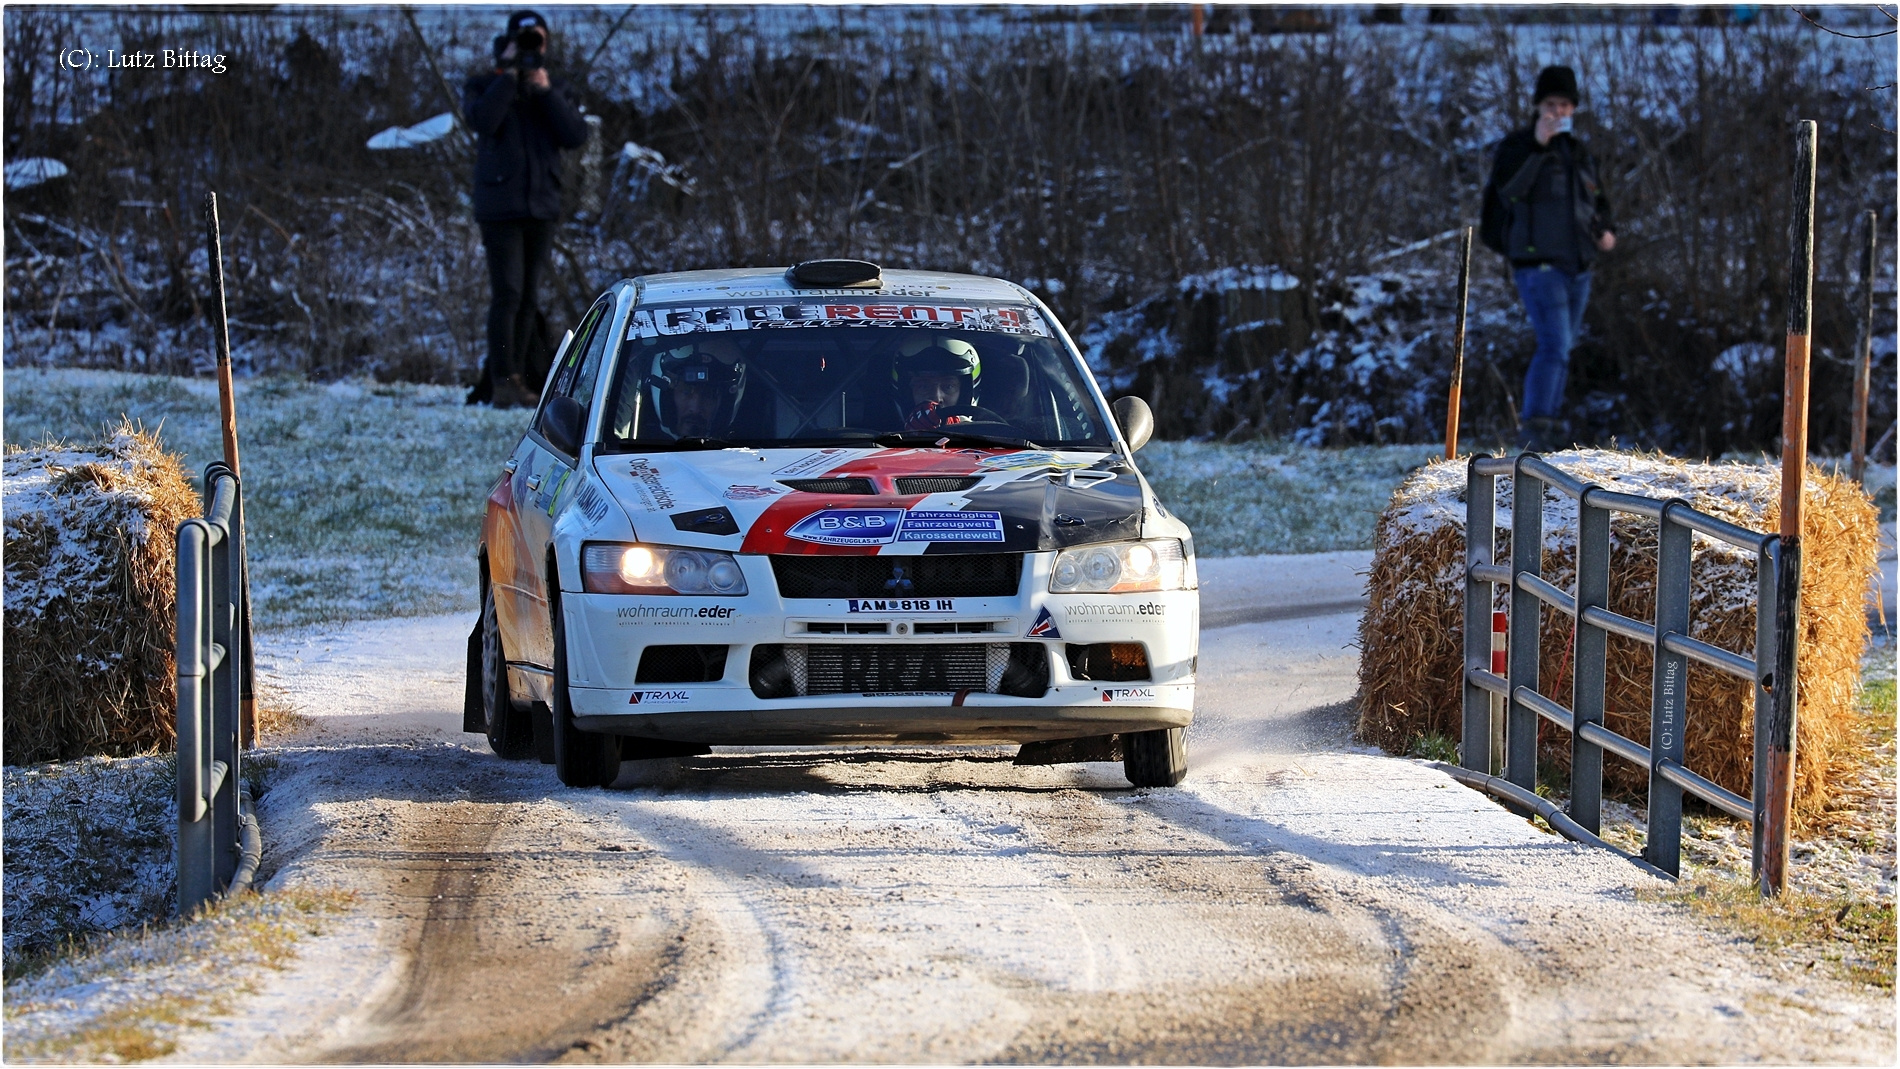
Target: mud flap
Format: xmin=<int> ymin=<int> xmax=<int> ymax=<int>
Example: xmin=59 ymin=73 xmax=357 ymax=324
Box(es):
xmin=1015 ymin=734 xmax=1123 ymax=765
xmin=463 ymin=615 xmax=485 ymax=734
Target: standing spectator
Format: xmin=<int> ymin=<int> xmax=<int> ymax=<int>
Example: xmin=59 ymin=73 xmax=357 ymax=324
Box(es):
xmin=462 ymin=10 xmax=589 ymax=408
xmin=1480 ymin=65 xmax=1616 ymax=452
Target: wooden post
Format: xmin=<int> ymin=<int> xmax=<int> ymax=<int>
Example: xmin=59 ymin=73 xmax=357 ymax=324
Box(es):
xmin=203 ymin=192 xmax=256 ymax=749
xmin=1191 ymin=4 xmax=1205 ymax=36
xmin=1764 ymin=121 xmax=1816 ymax=898
xmin=1445 ymin=226 xmax=1474 ymax=460
xmin=1850 ymin=210 xmax=1877 ymax=484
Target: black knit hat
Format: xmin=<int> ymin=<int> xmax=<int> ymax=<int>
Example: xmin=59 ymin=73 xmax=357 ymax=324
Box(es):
xmin=506 ymin=10 xmax=549 ymax=38
xmin=1533 ymin=66 xmax=1579 ymax=105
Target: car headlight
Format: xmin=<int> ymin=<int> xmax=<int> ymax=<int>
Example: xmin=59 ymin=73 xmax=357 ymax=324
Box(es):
xmin=1049 ymin=539 xmax=1190 ymax=593
xmin=581 ymin=543 xmax=748 ymax=596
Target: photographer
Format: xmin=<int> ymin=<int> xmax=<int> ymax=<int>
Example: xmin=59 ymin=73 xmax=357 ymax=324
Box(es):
xmin=462 ymin=10 xmax=589 ymax=408
xmin=1480 ymin=65 xmax=1615 ymax=453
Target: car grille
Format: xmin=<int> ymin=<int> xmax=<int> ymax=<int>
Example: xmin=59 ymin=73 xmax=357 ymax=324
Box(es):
xmin=893 ymin=475 xmax=982 ymax=495
xmin=749 ymin=643 xmax=1048 ymax=698
xmin=781 ymin=477 xmax=875 ymax=494
xmin=770 ymin=553 xmax=1023 ymax=599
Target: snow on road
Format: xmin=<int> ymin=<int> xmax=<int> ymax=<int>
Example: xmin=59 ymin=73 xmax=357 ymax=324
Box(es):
xmin=153 ymin=554 xmax=1892 ymax=1064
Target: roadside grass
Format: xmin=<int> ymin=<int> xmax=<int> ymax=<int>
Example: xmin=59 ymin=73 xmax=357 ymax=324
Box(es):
xmin=1 ymin=887 xmax=355 ymax=1063
xmin=1639 ymin=874 xmax=1896 ymax=991
xmin=2 ymin=755 xmax=178 ymax=978
xmin=1141 ymin=439 xmax=1441 ymax=555
xmin=2 ymin=368 xmax=523 ymax=629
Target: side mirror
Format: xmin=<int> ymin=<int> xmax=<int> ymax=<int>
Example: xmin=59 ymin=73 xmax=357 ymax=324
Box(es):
xmin=540 ymin=395 xmax=586 ymax=455
xmin=1111 ymin=395 xmax=1154 ymax=452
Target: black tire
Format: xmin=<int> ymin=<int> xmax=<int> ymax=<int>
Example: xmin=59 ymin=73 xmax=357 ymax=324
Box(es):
xmin=1123 ymin=727 xmax=1187 ymax=788
xmin=550 ymin=584 xmax=622 ymax=788
xmin=482 ymin=585 xmax=534 ymax=760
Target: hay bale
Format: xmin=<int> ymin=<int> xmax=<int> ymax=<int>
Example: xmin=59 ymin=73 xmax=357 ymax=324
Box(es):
xmin=1357 ymin=449 xmax=1879 ymax=830
xmin=3 ymin=423 xmax=198 ymax=764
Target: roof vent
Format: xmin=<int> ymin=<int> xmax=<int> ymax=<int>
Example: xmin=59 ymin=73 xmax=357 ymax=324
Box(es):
xmin=788 ymin=259 xmax=882 ymax=288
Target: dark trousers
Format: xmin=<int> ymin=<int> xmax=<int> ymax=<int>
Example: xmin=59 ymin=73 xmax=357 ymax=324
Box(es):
xmin=480 ymin=218 xmax=554 ymax=382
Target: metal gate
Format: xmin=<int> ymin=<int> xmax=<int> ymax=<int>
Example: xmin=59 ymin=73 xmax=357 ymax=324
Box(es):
xmin=176 ymin=462 xmax=261 ymax=913
xmin=1461 ymin=453 xmax=1792 ymax=886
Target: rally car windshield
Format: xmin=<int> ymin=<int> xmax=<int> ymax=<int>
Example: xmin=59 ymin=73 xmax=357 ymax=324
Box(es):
xmin=596 ymin=300 xmax=1115 ymax=452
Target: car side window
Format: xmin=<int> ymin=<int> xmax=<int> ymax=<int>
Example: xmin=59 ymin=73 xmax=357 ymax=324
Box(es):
xmin=564 ymin=299 xmax=616 ymax=413
xmin=536 ymin=299 xmax=608 ymax=427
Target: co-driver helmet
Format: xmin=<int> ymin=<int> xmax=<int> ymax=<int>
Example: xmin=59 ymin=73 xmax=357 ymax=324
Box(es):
xmin=891 ymin=335 xmax=981 ymax=395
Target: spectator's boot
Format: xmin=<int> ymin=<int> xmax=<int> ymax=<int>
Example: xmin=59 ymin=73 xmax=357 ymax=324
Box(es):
xmin=1516 ymin=417 xmax=1567 ymax=454
xmin=492 ymin=375 xmax=536 ymax=409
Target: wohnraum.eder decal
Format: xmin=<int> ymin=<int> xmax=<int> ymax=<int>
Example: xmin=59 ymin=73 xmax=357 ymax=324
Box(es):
xmin=628 ymin=303 xmax=1052 ymax=338
xmin=615 ymin=605 xmax=739 ymax=624
xmin=786 ymin=508 xmax=1005 ymax=546
xmin=1064 ymin=601 xmax=1168 ymax=619
xmin=1026 ymin=606 xmax=1061 ymax=638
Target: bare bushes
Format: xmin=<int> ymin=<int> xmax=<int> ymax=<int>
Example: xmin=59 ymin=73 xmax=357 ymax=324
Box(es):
xmin=3 ymin=9 xmax=1891 ymax=451
xmin=2 ymin=424 xmax=197 ymax=764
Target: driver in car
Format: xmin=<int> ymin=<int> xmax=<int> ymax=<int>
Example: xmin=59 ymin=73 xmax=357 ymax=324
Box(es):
xmin=894 ymin=335 xmax=1003 ymax=431
xmin=652 ymin=338 xmax=745 ymax=439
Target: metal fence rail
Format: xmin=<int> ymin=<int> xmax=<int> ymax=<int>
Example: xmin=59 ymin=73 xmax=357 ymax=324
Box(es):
xmin=1462 ymin=453 xmax=1791 ymax=888
xmin=176 ymin=462 xmax=260 ymax=913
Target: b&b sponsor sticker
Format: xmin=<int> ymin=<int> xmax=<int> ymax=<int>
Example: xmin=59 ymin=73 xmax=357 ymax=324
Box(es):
xmin=848 ymin=598 xmax=955 ymax=613
xmin=786 ymin=507 xmax=1003 ymax=546
xmin=786 ymin=508 xmax=904 ymax=546
xmin=628 ymin=689 xmax=692 ymax=705
xmin=1100 ymin=686 xmax=1157 ymax=703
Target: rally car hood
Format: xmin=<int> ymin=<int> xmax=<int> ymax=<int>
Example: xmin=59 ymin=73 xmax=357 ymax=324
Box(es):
xmin=589 ymin=445 xmax=1146 ymax=555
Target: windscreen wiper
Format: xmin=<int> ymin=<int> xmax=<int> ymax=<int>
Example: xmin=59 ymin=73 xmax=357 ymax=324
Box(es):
xmin=873 ymin=430 xmax=1040 ymax=450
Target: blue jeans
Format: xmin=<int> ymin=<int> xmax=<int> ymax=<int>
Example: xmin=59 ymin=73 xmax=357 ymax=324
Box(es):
xmin=1513 ymin=265 xmax=1592 ymax=421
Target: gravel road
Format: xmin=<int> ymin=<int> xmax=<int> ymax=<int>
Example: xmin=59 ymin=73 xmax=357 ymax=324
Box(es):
xmin=169 ymin=552 xmax=1894 ymax=1064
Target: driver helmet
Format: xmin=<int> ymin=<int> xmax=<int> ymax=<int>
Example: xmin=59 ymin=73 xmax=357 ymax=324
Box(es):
xmin=648 ymin=337 xmax=745 ymax=437
xmin=892 ymin=335 xmax=981 ymax=397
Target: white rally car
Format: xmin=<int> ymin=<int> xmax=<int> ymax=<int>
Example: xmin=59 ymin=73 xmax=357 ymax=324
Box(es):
xmin=464 ymin=260 xmax=1199 ymax=788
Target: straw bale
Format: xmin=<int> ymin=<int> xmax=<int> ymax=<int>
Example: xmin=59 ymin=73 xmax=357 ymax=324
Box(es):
xmin=3 ymin=423 xmax=198 ymax=764
xmin=1356 ymin=449 xmax=1879 ymax=830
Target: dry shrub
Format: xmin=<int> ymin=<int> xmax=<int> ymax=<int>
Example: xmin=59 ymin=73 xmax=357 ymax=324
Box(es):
xmin=1357 ymin=449 xmax=1879 ymax=830
xmin=3 ymin=423 xmax=198 ymax=764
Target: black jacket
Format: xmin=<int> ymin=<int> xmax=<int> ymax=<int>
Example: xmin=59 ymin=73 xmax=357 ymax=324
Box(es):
xmin=1481 ymin=128 xmax=1614 ymax=273
xmin=461 ymin=70 xmax=590 ymax=222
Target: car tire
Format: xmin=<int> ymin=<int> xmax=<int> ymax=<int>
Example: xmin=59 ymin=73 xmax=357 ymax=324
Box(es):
xmin=482 ymin=585 xmax=534 ymax=760
xmin=550 ymin=584 xmax=622 ymax=788
xmin=1123 ymin=727 xmax=1187 ymax=788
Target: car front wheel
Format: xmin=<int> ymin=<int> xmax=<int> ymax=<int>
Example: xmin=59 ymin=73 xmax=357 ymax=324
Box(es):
xmin=550 ymin=582 xmax=622 ymax=788
xmin=1123 ymin=727 xmax=1187 ymax=788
